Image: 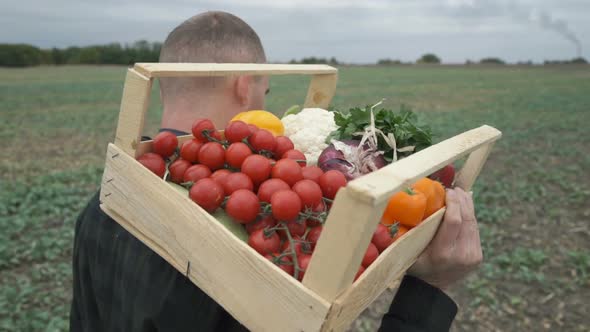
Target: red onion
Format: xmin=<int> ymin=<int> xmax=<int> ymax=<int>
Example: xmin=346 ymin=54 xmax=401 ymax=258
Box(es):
xmin=318 ymin=139 xmax=386 ymax=180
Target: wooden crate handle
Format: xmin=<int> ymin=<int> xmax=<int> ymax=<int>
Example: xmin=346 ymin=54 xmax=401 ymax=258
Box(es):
xmin=381 ymin=139 xmax=497 ymax=289
xmin=114 ymin=63 xmax=338 ymax=157
xmin=303 ymin=125 xmax=502 ymax=302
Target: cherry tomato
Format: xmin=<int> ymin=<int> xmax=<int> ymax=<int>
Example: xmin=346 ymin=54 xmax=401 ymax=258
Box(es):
xmin=152 ymin=131 xmax=178 ymax=158
xmin=210 ymin=169 xmax=231 ymax=186
xmin=313 ymin=201 xmax=326 ymax=213
xmin=429 ymin=164 xmax=455 ymax=188
xmin=270 ymin=190 xmax=302 ymax=221
xmin=226 ymin=189 xmax=260 ymax=224
xmin=281 ymin=235 xmax=312 ymax=256
xmin=183 ymin=164 xmax=212 ymax=183
xmin=292 ymin=179 xmax=323 ymax=209
xmin=198 ymin=142 xmax=225 ymax=171
xmin=319 ymin=170 xmax=347 ymax=199
xmin=192 ymin=118 xmax=216 ymax=141
xmin=297 ymin=254 xmax=312 ymax=281
xmin=282 ymin=149 xmax=307 ymax=166
xmin=225 ymin=142 xmax=252 ymax=169
xmin=306 ymin=219 xmax=322 ymax=228
xmin=355 ymin=265 xmax=365 ymax=281
xmin=223 ymin=172 xmax=254 ymax=195
xmin=264 ymin=253 xmax=294 ymax=276
xmin=225 ymin=120 xmax=251 ymax=143
xmin=271 ymin=159 xmax=303 ymax=186
xmin=249 ymin=129 xmax=276 ymax=152
xmin=306 ymin=202 xmax=326 ymax=227
xmin=362 ymin=242 xmax=379 ymax=268
xmin=245 ymin=215 xmax=277 ymax=235
xmin=372 ymin=223 xmax=393 ymax=253
xmin=277 ymin=220 xmax=307 ymax=238
xmin=306 ymin=226 xmax=323 ymax=249
xmin=189 ymin=178 xmax=224 ymax=213
xmin=179 ymin=139 xmax=203 ymax=163
xmin=274 ymin=136 xmax=295 ymax=159
xmin=168 ymin=159 xmax=192 ymax=184
xmin=210 ymin=130 xmax=222 ymax=142
xmin=257 ymin=178 xmax=290 ymax=203
xmin=137 ymin=153 xmax=166 ymax=178
xmin=247 ymin=124 xmax=259 ymax=135
xmin=248 ymin=228 xmax=280 ymax=254
xmin=301 ymin=166 xmax=324 ymax=184
xmin=241 ymin=154 xmax=272 ymax=185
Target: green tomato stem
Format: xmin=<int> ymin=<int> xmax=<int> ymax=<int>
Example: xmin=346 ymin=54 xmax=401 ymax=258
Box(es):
xmin=279 ymin=223 xmax=302 ymax=280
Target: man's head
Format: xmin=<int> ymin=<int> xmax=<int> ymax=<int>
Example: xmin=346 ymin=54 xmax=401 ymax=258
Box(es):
xmin=159 ymin=11 xmax=268 ymax=129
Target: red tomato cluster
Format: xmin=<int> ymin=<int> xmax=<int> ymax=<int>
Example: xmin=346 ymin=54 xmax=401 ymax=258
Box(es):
xmin=370 ymin=222 xmax=409 ymax=253
xmin=136 ymin=118 xmax=353 ymax=282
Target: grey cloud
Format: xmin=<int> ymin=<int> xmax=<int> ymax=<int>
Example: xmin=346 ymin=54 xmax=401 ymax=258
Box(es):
xmin=430 ymin=0 xmax=585 ymax=57
xmin=1 ymin=0 xmax=588 ymax=62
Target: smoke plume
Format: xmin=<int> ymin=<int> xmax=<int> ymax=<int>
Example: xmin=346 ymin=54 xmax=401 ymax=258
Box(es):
xmin=446 ymin=0 xmax=583 ymax=57
xmin=530 ymin=9 xmax=582 ymax=57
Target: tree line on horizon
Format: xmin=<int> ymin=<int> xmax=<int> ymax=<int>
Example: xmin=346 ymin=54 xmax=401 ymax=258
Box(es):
xmin=0 ymin=41 xmax=161 ymax=67
xmin=0 ymin=42 xmax=587 ymax=67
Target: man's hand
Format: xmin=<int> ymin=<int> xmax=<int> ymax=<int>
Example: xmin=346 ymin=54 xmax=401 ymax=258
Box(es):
xmin=408 ymin=187 xmax=483 ymax=291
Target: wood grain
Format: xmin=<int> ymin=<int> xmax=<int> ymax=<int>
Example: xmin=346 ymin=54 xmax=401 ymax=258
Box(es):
xmin=100 ymin=143 xmax=330 ymax=332
xmin=134 ymin=63 xmax=337 ymax=78
xmin=320 ymin=209 xmax=446 ymax=332
xmin=302 ymin=187 xmax=390 ymax=302
xmin=114 ymin=69 xmax=153 ymax=157
xmin=304 ymin=74 xmax=338 ymax=109
xmin=455 ymin=142 xmax=496 ymax=191
xmin=346 ymin=125 xmax=502 ymax=206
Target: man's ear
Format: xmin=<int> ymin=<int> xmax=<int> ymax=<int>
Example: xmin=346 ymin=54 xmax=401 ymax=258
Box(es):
xmin=234 ymin=75 xmax=251 ymax=107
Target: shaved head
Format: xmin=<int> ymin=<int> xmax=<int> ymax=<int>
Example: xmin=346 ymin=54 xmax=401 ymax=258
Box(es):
xmin=159 ymin=11 xmax=266 ymax=100
xmin=160 ymin=11 xmax=265 ymax=64
xmin=158 ymin=11 xmax=269 ymax=130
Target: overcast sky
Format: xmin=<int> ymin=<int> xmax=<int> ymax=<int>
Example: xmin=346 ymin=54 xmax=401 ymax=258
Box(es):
xmin=2 ymin=0 xmax=588 ymax=63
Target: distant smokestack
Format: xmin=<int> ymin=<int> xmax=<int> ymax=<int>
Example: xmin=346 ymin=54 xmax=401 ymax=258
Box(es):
xmin=530 ymin=9 xmax=582 ymax=57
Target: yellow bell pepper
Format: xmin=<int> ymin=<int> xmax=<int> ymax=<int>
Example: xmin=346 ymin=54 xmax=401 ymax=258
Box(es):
xmin=231 ymin=110 xmax=284 ymax=136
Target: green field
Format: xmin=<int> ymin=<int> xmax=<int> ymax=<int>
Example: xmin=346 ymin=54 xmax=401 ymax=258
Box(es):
xmin=1 ymin=65 xmax=589 ymax=331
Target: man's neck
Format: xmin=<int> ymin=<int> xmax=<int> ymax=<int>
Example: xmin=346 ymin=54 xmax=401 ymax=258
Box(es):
xmin=161 ymin=98 xmax=242 ymax=133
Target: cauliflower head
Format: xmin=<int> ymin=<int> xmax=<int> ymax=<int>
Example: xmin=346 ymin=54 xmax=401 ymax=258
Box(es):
xmin=282 ymin=108 xmax=337 ymax=165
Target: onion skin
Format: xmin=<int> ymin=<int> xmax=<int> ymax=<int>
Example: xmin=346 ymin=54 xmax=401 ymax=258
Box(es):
xmin=319 ymin=158 xmax=356 ymax=180
xmin=318 ymin=139 xmax=387 ymax=180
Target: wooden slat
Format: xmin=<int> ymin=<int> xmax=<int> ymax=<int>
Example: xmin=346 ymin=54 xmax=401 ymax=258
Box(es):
xmin=134 ymin=63 xmax=337 ymax=78
xmin=347 ymin=125 xmax=502 ymax=206
xmin=303 ymin=126 xmax=501 ymax=316
xmin=304 ymin=74 xmax=338 ymax=109
xmin=455 ymin=142 xmax=496 ymax=191
xmin=302 ymin=187 xmax=389 ymax=302
xmin=114 ymin=69 xmax=153 ymax=157
xmin=320 ymin=208 xmax=446 ymax=332
xmin=100 ymin=143 xmax=330 ymax=332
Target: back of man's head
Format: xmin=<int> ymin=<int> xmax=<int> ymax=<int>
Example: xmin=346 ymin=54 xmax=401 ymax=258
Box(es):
xmin=160 ymin=11 xmax=265 ymax=64
xmin=159 ymin=11 xmax=266 ymax=108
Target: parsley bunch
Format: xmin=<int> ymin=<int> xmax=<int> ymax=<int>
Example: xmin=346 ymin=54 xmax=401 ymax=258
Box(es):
xmin=327 ymin=104 xmax=433 ymax=163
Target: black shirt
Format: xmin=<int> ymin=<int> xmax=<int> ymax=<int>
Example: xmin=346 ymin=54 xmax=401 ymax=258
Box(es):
xmin=70 ymin=130 xmax=457 ymax=332
xmin=70 ymin=192 xmax=458 ymax=332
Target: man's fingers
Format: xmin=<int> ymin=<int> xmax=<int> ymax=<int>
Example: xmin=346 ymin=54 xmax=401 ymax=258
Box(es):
xmin=455 ymin=187 xmax=476 ymax=224
xmin=455 ymin=187 xmax=478 ymax=241
xmin=454 ymin=188 xmax=483 ymax=266
xmin=431 ymin=189 xmax=463 ymax=249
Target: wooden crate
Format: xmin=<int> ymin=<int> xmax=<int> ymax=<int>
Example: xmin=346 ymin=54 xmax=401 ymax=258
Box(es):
xmin=100 ymin=63 xmax=501 ymax=332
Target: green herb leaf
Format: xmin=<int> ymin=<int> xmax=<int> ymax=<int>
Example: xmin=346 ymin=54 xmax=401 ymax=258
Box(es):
xmin=327 ymin=104 xmax=433 ymax=162
xmin=283 ymin=105 xmax=302 ymax=117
